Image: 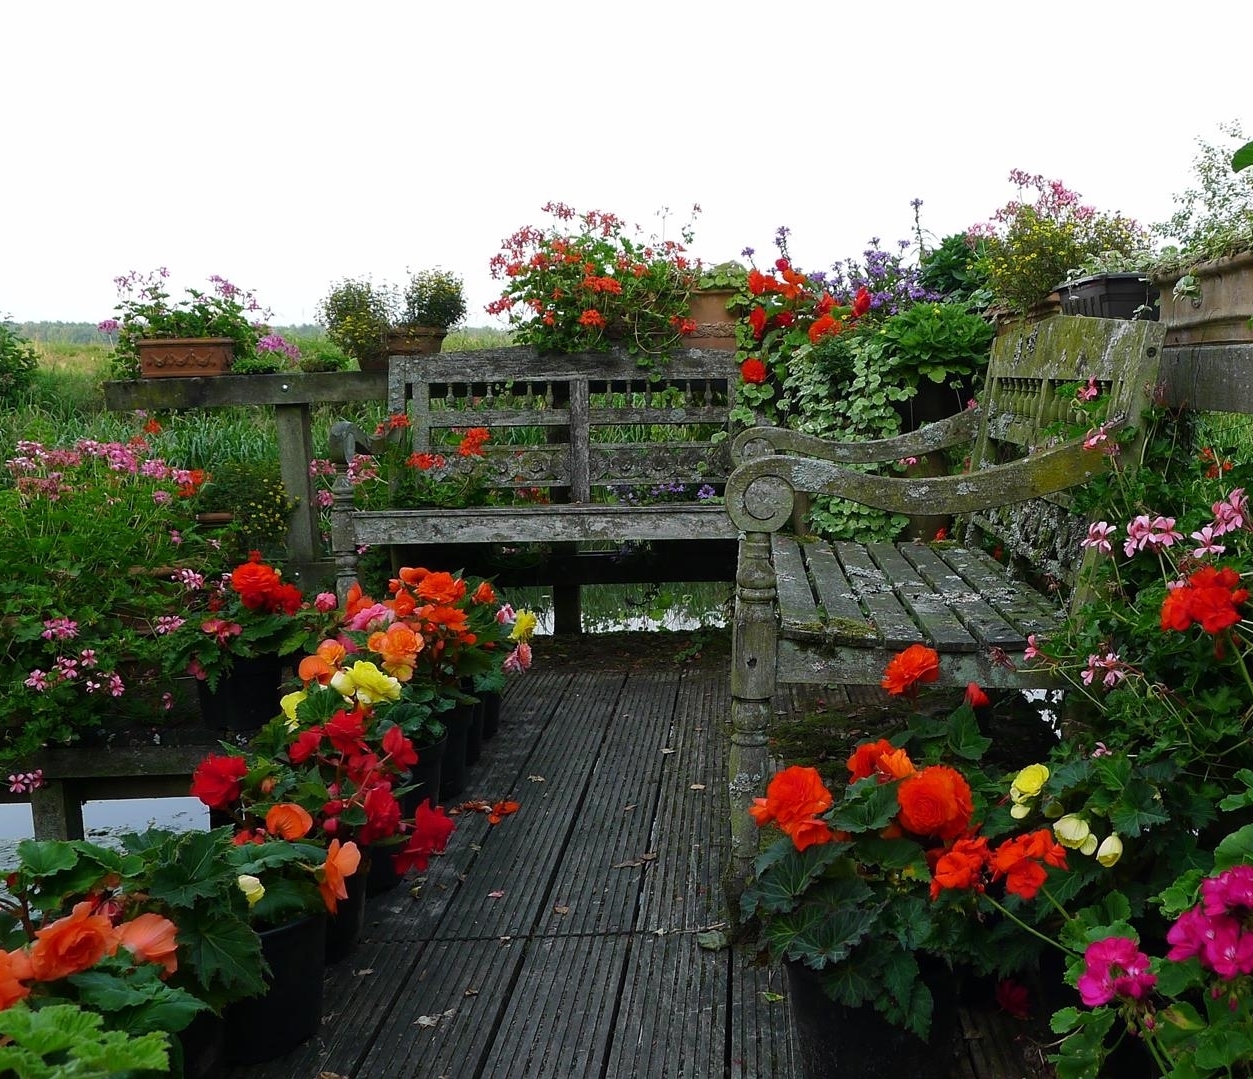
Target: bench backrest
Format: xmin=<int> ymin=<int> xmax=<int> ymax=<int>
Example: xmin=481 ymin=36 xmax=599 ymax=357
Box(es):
xmin=387 ymin=346 xmax=739 ymax=503
xmin=963 ymin=315 xmax=1165 ymax=588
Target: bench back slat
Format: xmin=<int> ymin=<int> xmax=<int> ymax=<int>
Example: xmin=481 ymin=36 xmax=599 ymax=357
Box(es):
xmin=963 ymin=317 xmax=1165 ymax=588
xmin=386 ymin=346 xmax=739 ymax=504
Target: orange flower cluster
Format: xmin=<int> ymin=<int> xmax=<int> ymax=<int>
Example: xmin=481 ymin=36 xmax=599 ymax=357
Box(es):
xmin=881 ymin=643 xmax=941 ymax=696
xmin=0 ymin=903 xmax=179 ymax=1009
xmin=1159 ymin=564 xmax=1249 ymax=635
xmin=748 ymin=765 xmax=836 ymax=851
xmin=457 ymin=427 xmax=490 ymax=458
xmin=929 ymin=828 xmax=1067 ymax=901
xmin=229 ymin=551 xmax=303 ymax=615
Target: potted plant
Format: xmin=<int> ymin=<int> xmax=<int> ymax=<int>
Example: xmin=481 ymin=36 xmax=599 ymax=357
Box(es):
xmin=689 ymin=260 xmax=748 ymax=351
xmin=229 ymin=331 xmax=302 ymax=374
xmin=1150 ymin=122 xmax=1253 ymax=346
xmin=389 ymin=267 xmax=467 ymax=355
xmin=966 ymin=170 xmax=1153 ymax=324
xmin=102 ymin=268 xmax=278 ymax=379
xmin=316 ymin=276 xmax=393 ymax=373
xmin=486 ymin=200 xmax=700 ymax=369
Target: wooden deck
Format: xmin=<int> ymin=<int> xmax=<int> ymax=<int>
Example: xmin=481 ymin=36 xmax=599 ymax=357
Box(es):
xmin=227 ymin=634 xmax=1046 ymax=1079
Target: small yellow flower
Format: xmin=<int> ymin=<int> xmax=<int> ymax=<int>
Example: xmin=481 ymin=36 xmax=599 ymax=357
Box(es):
xmin=280 ymin=690 xmax=307 ymax=726
xmin=510 ymin=609 xmax=538 ymax=642
xmin=237 ymin=874 xmax=265 ymax=906
xmin=1010 ymin=763 xmax=1049 ymax=801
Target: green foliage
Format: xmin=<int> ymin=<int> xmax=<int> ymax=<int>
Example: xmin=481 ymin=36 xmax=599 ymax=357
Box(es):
xmin=0 ymin=1003 xmax=170 ymax=1078
xmin=879 ymin=303 xmax=993 ymax=388
xmin=917 ymin=232 xmax=992 ymax=306
xmin=0 ymin=316 xmax=39 ymax=405
xmin=400 ymin=268 xmax=467 ymax=329
xmin=316 ymin=277 xmax=391 ymax=369
xmin=1155 ymin=120 xmax=1253 ymax=269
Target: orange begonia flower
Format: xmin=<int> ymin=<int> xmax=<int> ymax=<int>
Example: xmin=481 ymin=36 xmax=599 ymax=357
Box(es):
xmin=116 ymin=913 xmax=180 ymax=977
xmin=0 ymin=949 xmax=32 ymax=1008
xmin=929 ymin=835 xmax=991 ymax=900
xmin=29 ymin=901 xmax=120 ymax=982
xmin=367 ymin=621 xmax=424 ymax=681
xmin=319 ymin=839 xmax=362 ymax=913
xmin=881 ymin=644 xmax=941 ymax=696
xmin=750 ymin=766 xmax=833 ymax=832
xmin=896 ymin=765 xmax=973 ymax=841
xmin=265 ymin=802 xmax=314 ymax=840
xmin=416 ymin=571 xmax=467 ymax=606
xmin=472 ymin=580 xmax=497 ymax=605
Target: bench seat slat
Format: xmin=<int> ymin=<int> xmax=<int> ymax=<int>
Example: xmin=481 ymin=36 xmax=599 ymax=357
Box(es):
xmin=772 ymin=537 xmax=826 ymax=639
xmin=897 ymin=544 xmax=1038 ymax=650
xmin=933 ymin=546 xmax=1063 ymax=641
xmin=825 ymin=542 xmax=923 ymax=649
xmin=862 ymin=542 xmax=981 ymax=652
xmin=797 ymin=542 xmax=877 ymax=643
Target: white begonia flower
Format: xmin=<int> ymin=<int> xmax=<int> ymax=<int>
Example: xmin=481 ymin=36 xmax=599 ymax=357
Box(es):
xmin=1053 ymin=814 xmax=1092 ymax=850
xmin=237 ymin=874 xmax=265 ymax=906
xmin=1096 ymin=834 xmax=1123 ymax=867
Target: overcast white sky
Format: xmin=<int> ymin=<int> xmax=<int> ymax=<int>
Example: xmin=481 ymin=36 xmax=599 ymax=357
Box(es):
xmin=3 ymin=1 xmax=1249 ymax=328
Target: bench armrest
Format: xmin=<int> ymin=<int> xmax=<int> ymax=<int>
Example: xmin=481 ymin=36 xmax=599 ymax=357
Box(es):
xmin=730 ymin=408 xmax=980 ymax=467
xmin=328 ymin=420 xmax=395 ymax=465
xmin=725 ymin=422 xmax=1122 ymax=533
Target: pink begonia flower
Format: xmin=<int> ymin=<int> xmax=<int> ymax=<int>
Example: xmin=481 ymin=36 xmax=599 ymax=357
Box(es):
xmin=1076 ymin=937 xmax=1156 ymax=1007
xmin=1081 ymin=522 xmax=1116 ymax=553
xmin=503 ymin=642 xmax=533 ymax=673
xmin=314 ymin=592 xmax=338 ymax=613
xmin=343 ymin=603 xmax=393 ymax=633
xmin=496 ymin=604 xmax=516 ymax=625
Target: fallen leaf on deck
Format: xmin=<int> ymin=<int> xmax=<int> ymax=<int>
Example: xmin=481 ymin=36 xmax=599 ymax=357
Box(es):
xmin=689 ymin=783 xmax=706 ymax=791
xmin=527 ymin=774 xmax=546 ymax=782
xmin=697 ymin=929 xmax=729 ymax=951
xmin=553 ymin=904 xmax=570 ymax=915
xmin=660 ymin=747 xmax=676 ymax=755
xmin=415 ymin=1007 xmax=456 ymax=1027
xmin=354 ymin=967 xmax=375 ymax=976
xmin=762 ymin=991 xmax=785 ymax=1003
xmin=464 ymin=987 xmax=479 ymax=997
xmin=488 ymin=889 xmax=505 ymax=898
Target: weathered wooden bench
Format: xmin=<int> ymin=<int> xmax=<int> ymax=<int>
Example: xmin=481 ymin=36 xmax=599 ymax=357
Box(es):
xmin=328 ymin=346 xmax=741 ymax=631
xmin=722 ymin=314 xmax=1166 ymax=886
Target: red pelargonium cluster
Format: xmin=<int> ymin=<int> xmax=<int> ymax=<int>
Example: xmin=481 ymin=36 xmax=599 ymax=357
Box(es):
xmin=1160 ymin=564 xmax=1249 ymax=635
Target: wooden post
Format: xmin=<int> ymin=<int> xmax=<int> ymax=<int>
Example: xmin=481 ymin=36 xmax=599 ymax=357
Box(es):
xmin=726 ymin=529 xmax=778 ymax=908
xmin=274 ymin=402 xmax=317 ymax=565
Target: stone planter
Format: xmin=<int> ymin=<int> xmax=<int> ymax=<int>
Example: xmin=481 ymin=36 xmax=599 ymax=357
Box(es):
xmin=387 ymin=325 xmax=448 ymax=355
xmin=1154 ymin=250 xmax=1253 ymax=346
xmin=137 ymin=337 xmax=235 ymax=377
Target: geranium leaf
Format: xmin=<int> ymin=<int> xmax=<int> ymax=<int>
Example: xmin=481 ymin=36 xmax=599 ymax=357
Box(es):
xmin=14 ymin=839 xmax=79 ymax=876
xmin=1214 ymin=823 xmax=1253 ymax=870
xmin=175 ymin=907 xmax=267 ymax=1001
xmin=831 ymin=781 xmax=901 ymax=832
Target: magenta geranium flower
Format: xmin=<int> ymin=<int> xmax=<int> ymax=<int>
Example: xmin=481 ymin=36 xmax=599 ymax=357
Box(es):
xmin=1076 ymin=936 xmax=1156 ymax=1007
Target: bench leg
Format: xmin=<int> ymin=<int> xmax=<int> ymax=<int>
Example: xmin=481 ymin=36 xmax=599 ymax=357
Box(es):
xmin=726 ymin=531 xmax=778 ymax=912
xmin=30 ymin=781 xmax=84 ymax=841
xmin=552 ymin=583 xmax=582 ymax=635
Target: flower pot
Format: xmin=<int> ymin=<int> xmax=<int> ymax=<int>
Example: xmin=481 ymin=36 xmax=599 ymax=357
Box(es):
xmin=1055 ymin=273 xmax=1159 ymax=321
xmin=137 ymin=337 xmax=235 ymax=378
xmin=686 ymin=288 xmax=739 ymax=351
xmin=405 ymin=733 xmax=447 ymax=812
xmin=196 ymin=653 xmax=284 ymax=734
xmin=365 ymin=841 xmax=405 ymax=896
xmin=387 ymin=325 xmax=448 ymax=355
xmin=174 ymin=1009 xmax=226 ymax=1079
xmin=224 ymin=913 xmax=326 ymax=1065
xmin=465 ymin=694 xmax=484 ymax=767
xmin=480 ymin=690 xmax=502 ymax=741
xmin=324 ymin=865 xmax=367 ymax=962
xmin=439 ymin=703 xmax=472 ymax=801
xmin=784 ymin=959 xmax=957 ymax=1079
xmin=1154 ymin=250 xmax=1253 ymax=346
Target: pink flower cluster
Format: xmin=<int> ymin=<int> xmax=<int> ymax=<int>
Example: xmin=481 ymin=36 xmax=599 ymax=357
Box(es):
xmin=1167 ymin=865 xmax=1253 ymax=979
xmin=1123 ymin=515 xmax=1182 ymax=558
xmin=1077 ymin=936 xmax=1157 ymax=1007
xmin=1080 ymin=651 xmax=1126 ymax=688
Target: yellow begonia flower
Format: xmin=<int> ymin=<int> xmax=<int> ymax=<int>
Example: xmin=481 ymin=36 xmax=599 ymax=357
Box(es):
xmin=1053 ymin=814 xmax=1092 ymax=850
xmin=1010 ymin=763 xmax=1049 ymax=803
xmin=1009 ymin=802 xmax=1032 ymax=820
xmin=345 ymin=661 xmax=401 ymax=705
xmin=329 ymin=669 xmax=356 ymax=698
xmin=280 ymin=690 xmax=307 ymax=723
xmin=510 ymin=609 xmax=538 ymax=642
xmin=237 ymin=875 xmax=265 ymax=906
xmin=1079 ymin=834 xmax=1099 ymax=857
xmin=1096 ymin=834 xmax=1123 ymax=867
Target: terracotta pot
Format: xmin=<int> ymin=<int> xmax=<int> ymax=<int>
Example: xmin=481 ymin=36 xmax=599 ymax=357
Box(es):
xmin=137 ymin=337 xmax=234 ymax=377
xmin=1154 ymin=250 xmax=1253 ymax=346
xmin=387 ymin=325 xmax=448 ymax=355
xmin=686 ymin=288 xmax=738 ymax=350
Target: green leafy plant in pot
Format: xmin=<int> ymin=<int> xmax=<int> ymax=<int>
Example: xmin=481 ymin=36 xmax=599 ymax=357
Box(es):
xmin=316 ymin=276 xmax=393 ymax=372
xmin=391 ymin=267 xmax=467 ymax=353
